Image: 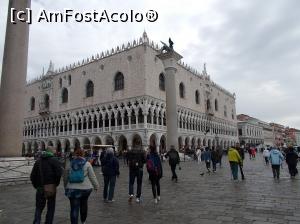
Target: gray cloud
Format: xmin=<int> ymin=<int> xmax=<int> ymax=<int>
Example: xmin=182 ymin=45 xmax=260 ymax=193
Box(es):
xmin=0 ymin=0 xmax=299 ymax=128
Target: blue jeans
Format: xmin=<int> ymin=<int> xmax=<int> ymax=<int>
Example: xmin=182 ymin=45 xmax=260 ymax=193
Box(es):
xmin=103 ymin=175 xmax=116 ymax=200
xmin=68 ymin=190 xmax=91 ymax=224
xmin=230 ymin=162 xmax=239 ymax=180
xmin=129 ymin=168 xmax=143 ymax=198
xmin=33 ymin=190 xmax=56 ymax=224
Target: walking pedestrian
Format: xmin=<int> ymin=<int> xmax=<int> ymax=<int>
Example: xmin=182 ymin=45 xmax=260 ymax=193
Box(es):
xmin=100 ymin=148 xmax=106 ymax=167
xmin=211 ymin=147 xmax=218 ymax=172
xmin=263 ymin=148 xmax=270 ymax=165
xmin=102 ymin=147 xmax=120 ymax=202
xmin=196 ymin=148 xmax=202 ymax=164
xmin=269 ymin=147 xmax=284 ymax=179
xmin=236 ymin=143 xmax=245 ymax=161
xmin=165 ymin=145 xmax=180 ymax=182
xmin=123 ymin=149 xmax=128 ymax=166
xmin=127 ymin=146 xmax=146 ymax=203
xmin=64 ymin=148 xmax=99 ymax=224
xmin=228 ymin=146 xmax=243 ymax=180
xmin=202 ymin=147 xmax=211 ymax=173
xmin=285 ymin=146 xmax=299 ymax=178
xmin=30 ymin=146 xmax=63 ymax=224
xmin=251 ymin=147 xmax=256 ymax=159
xmin=146 ymin=146 xmax=163 ymax=204
xmin=216 ymin=146 xmax=223 ymax=167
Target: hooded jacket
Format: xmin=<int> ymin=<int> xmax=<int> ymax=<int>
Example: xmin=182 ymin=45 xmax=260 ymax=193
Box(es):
xmin=127 ymin=149 xmax=146 ymax=170
xmin=263 ymin=149 xmax=270 ymax=158
xmin=102 ymin=151 xmax=120 ymax=176
xmin=228 ymin=148 xmax=242 ymax=163
xmin=269 ymin=149 xmax=284 ymax=165
xmin=30 ymin=151 xmax=63 ymax=189
xmin=285 ymin=150 xmax=299 ymax=165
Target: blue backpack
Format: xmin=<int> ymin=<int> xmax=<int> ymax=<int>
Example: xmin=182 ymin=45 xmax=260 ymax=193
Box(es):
xmin=68 ymin=160 xmax=86 ymax=183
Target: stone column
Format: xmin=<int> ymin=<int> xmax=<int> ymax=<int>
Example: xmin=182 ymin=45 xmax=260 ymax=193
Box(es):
xmin=0 ymin=0 xmax=31 ymax=156
xmin=108 ymin=114 xmax=112 ymax=131
xmin=121 ymin=113 xmax=124 ymax=130
xmin=91 ymin=117 xmax=94 ymax=133
xmin=128 ymin=114 xmax=131 ymax=129
xmin=96 ymin=115 xmax=100 ymax=132
xmin=157 ymin=50 xmax=182 ymax=150
xmin=102 ymin=117 xmax=105 ymax=130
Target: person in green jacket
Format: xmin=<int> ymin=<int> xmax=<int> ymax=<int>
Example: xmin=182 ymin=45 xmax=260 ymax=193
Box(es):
xmin=228 ymin=147 xmax=242 ymax=180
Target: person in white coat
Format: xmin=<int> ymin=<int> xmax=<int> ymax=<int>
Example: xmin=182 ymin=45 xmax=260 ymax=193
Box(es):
xmin=263 ymin=148 xmax=270 ymax=165
xmin=196 ymin=148 xmax=202 ymax=164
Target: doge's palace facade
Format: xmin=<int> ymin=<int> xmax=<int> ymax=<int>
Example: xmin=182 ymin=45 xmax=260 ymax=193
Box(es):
xmin=22 ymin=32 xmax=238 ymax=154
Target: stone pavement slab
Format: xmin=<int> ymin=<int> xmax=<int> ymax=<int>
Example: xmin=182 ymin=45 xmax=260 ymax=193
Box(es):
xmin=0 ymin=154 xmax=299 ymax=224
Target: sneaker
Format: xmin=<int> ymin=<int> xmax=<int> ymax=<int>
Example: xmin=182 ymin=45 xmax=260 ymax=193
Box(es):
xmin=154 ymin=198 xmax=158 ymax=204
xmin=107 ymin=200 xmax=115 ymax=203
xmin=136 ymin=198 xmax=140 ymax=203
xmin=157 ymin=196 xmax=160 ymax=201
xmin=128 ymin=195 xmax=134 ymax=203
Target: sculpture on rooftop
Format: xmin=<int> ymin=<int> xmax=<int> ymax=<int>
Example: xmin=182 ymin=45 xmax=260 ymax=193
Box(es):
xmin=160 ymin=38 xmax=174 ymax=53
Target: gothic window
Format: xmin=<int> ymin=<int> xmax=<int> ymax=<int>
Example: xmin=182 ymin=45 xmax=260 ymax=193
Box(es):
xmin=86 ymin=80 xmax=94 ymax=97
xmin=224 ymin=105 xmax=227 ymax=117
xmin=195 ymin=90 xmax=200 ymax=104
xmin=114 ymin=72 xmax=124 ymax=90
xmin=30 ymin=97 xmax=35 ymax=111
xmin=44 ymin=94 xmax=49 ymax=108
xmin=138 ymin=108 xmax=144 ymax=123
xmin=206 ymin=99 xmax=211 ymax=110
xmin=179 ymin=82 xmax=185 ymax=98
xmin=68 ymin=75 xmax=71 ymax=85
xmin=59 ymin=78 xmax=62 ymax=88
xmin=232 ymin=109 xmax=234 ymax=119
xmin=215 ymin=99 xmax=218 ymax=111
xmin=159 ymin=73 xmax=165 ymax=91
xmin=62 ymin=88 xmax=68 ymax=103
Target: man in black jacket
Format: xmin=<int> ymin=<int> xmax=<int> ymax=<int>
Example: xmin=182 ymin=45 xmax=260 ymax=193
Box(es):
xmin=30 ymin=146 xmax=63 ymax=224
xmin=127 ymin=146 xmax=146 ymax=203
xmin=165 ymin=145 xmax=180 ymax=182
xmin=286 ymin=146 xmax=299 ymax=178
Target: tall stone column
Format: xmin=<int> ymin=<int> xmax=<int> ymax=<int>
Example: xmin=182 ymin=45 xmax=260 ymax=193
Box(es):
xmin=0 ymin=0 xmax=31 ymax=157
xmin=157 ymin=50 xmax=182 ymax=150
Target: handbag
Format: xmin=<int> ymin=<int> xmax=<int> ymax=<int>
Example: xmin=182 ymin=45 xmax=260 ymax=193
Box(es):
xmin=39 ymin=159 xmax=56 ymax=198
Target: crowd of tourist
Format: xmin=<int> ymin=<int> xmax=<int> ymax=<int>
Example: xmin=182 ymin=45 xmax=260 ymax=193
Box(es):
xmin=30 ymin=143 xmax=299 ymax=224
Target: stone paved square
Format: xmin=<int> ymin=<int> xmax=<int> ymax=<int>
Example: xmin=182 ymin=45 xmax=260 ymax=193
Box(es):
xmin=0 ymin=155 xmax=300 ymax=224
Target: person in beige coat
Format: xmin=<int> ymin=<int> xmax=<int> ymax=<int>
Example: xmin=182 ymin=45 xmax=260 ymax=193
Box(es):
xmin=64 ymin=148 xmax=99 ymax=224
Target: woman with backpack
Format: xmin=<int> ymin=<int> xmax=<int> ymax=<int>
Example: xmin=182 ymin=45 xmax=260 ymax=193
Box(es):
xmin=64 ymin=148 xmax=99 ymax=224
xmin=102 ymin=147 xmax=120 ymax=203
xmin=146 ymin=145 xmax=163 ymax=204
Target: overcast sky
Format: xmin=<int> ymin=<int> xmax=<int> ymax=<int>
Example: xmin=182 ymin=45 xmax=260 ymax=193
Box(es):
xmin=0 ymin=0 xmax=299 ymax=129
